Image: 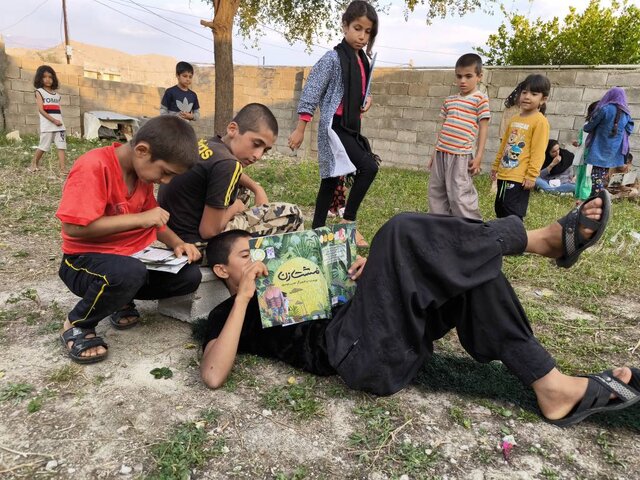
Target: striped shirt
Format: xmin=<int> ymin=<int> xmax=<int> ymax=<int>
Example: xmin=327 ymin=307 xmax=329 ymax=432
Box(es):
xmin=436 ymin=91 xmax=491 ymax=155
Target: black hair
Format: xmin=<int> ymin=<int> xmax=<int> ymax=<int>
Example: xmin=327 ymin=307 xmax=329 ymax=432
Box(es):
xmin=585 ymin=101 xmax=599 ymax=122
xmin=232 ymin=103 xmax=278 ymax=136
xmin=546 ymin=139 xmax=559 ymax=156
xmin=131 ymin=116 xmax=198 ymax=168
xmin=342 ymin=0 xmax=378 ymax=56
xmin=176 ymin=61 xmax=194 ymax=76
xmin=33 ymin=65 xmax=59 ymax=90
xmin=205 ymin=229 xmax=252 ymax=273
xmin=520 ymin=74 xmax=551 ymax=114
xmin=455 ymin=53 xmax=483 ymax=76
xmin=504 ymin=81 xmax=525 ymax=108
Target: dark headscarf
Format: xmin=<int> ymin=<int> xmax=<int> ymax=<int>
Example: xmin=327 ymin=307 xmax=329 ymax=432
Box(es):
xmin=334 ymin=38 xmax=370 ymax=134
xmin=542 ymin=140 xmax=574 ymax=176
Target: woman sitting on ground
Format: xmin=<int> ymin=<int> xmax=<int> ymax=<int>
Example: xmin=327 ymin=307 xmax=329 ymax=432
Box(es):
xmin=535 ymin=140 xmax=576 ymax=194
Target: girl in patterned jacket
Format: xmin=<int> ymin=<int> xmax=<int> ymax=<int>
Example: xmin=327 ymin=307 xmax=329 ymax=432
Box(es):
xmin=287 ymin=1 xmax=379 ymax=247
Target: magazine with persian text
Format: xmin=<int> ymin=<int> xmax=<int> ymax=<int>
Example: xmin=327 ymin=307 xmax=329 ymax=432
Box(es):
xmin=249 ymin=223 xmax=357 ymax=328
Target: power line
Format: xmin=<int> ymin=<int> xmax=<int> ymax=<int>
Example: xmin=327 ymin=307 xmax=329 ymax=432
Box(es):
xmin=92 ymin=0 xmax=214 ymax=55
xmin=98 ymin=0 xmax=416 ymax=64
xmin=0 ymin=0 xmax=50 ymax=32
xmin=120 ymin=0 xmax=259 ymax=60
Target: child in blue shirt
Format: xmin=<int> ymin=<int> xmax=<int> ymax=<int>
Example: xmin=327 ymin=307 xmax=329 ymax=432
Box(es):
xmin=161 ymin=61 xmax=200 ymax=122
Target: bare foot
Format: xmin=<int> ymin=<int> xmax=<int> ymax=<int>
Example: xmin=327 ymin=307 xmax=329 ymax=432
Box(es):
xmin=525 ymin=195 xmax=604 ymax=258
xmin=535 ymin=367 xmax=632 ymax=421
xmin=340 ymin=219 xmax=369 ymax=247
xmin=27 ymin=166 xmax=40 ymax=173
xmin=62 ymin=319 xmax=107 ymax=359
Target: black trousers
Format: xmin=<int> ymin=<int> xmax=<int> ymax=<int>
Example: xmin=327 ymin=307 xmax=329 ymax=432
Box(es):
xmin=495 ymin=180 xmax=530 ymax=219
xmin=324 ymin=213 xmax=556 ymax=396
xmin=59 ymin=253 xmax=202 ymax=329
xmin=312 ymin=118 xmax=379 ymax=228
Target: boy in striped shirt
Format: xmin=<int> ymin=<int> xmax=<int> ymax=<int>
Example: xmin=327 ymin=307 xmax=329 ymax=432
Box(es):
xmin=428 ymin=53 xmax=491 ymax=219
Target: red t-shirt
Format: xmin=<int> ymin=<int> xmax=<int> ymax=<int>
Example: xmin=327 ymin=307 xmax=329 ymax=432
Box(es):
xmin=56 ymin=143 xmax=158 ymax=255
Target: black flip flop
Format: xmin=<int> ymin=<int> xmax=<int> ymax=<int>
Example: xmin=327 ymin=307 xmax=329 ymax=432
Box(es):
xmin=60 ymin=326 xmax=108 ymax=364
xmin=547 ymin=371 xmax=640 ymax=427
xmin=556 ymin=189 xmax=611 ymax=268
xmin=110 ymin=303 xmax=140 ymax=330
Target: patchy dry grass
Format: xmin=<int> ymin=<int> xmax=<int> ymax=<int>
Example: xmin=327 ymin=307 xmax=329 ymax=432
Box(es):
xmin=1 ymin=137 xmax=639 ymax=479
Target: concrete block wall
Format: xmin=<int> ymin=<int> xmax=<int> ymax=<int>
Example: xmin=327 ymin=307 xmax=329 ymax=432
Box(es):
xmin=1 ymin=40 xmax=638 ymax=170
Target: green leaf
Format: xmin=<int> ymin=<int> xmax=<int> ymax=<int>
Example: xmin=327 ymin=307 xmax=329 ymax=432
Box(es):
xmin=150 ymin=367 xmax=174 ymax=379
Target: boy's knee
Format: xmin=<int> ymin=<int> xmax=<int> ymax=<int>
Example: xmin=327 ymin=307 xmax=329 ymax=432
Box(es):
xmin=115 ymin=259 xmax=148 ymax=291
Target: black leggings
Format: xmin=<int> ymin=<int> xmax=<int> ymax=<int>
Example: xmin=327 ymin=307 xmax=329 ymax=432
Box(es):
xmin=312 ymin=121 xmax=379 ymax=228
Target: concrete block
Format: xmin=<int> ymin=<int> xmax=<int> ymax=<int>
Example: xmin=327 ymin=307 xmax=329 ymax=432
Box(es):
xmin=408 ymin=96 xmax=429 ymax=108
xmin=11 ymin=79 xmax=33 ymax=92
xmin=399 ymin=108 xmax=421 ymax=121
xmin=25 ymin=114 xmax=40 ymax=125
xmin=372 ymin=139 xmax=392 ymax=152
xmin=388 ymin=83 xmax=409 ymax=95
xmin=415 ymin=120 xmax=437 ymax=133
xmin=387 ymin=95 xmax=413 ymax=107
xmin=390 ymin=141 xmax=411 ymax=153
xmin=486 ymin=69 xmax=520 ymax=87
xmin=408 ymin=83 xmax=429 ymax=96
xmin=497 ymin=86 xmax=517 ymax=99
xmin=607 ymin=72 xmax=640 ymax=87
xmin=79 ymin=86 xmax=97 ymax=99
xmin=626 ymin=87 xmax=640 ymax=104
xmin=546 ymin=115 xmax=576 ymax=130
xmin=552 ymin=101 xmax=586 ymax=116
xmin=545 ymin=70 xmax=577 ymax=85
xmin=5 ymin=64 xmax=20 ymax=79
xmin=397 ymin=130 xmax=417 ymax=143
xmin=428 ymin=85 xmax=451 ymax=98
xmin=582 ymin=87 xmax=607 ymax=102
xmin=419 ymin=71 xmax=446 ymax=85
xmin=158 ymin=267 xmax=230 ymax=323
xmin=422 ymin=108 xmax=443 ymax=121
xmin=574 ymin=71 xmax=608 ymax=86
xmin=551 ymin=87 xmax=583 ymax=102
xmin=378 ymin=128 xmax=398 ymax=140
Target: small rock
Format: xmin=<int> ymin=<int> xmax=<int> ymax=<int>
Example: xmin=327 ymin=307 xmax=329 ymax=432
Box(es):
xmin=117 ymin=425 xmax=129 ymax=434
xmin=45 ymin=460 xmax=58 ymax=471
xmin=222 ymin=446 xmax=230 ymax=454
xmin=262 ymin=409 xmax=272 ymax=417
xmin=119 ymin=464 xmax=132 ymax=475
xmin=450 ymin=457 xmax=457 ymax=464
xmin=133 ymin=464 xmax=143 ymax=473
xmin=67 ymin=468 xmax=76 ymax=474
xmin=399 ymin=475 xmax=410 ymax=480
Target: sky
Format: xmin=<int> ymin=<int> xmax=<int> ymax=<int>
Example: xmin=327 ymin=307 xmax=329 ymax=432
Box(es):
xmin=1 ymin=0 xmax=637 ymax=67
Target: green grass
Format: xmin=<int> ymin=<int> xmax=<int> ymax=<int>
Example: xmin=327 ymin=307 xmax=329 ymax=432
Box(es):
xmin=146 ymin=408 xmax=226 ymax=480
xmin=349 ymin=398 xmax=441 ymax=475
xmin=0 ymin=382 xmax=34 ymax=404
xmin=262 ymin=375 xmax=324 ymax=420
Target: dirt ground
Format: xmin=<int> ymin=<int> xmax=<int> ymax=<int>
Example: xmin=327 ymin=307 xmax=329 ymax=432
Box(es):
xmin=1 ymin=196 xmax=640 ymax=480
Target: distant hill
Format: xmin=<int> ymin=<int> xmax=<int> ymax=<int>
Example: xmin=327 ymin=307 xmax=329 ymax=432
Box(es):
xmin=6 ymin=40 xmax=181 ymax=87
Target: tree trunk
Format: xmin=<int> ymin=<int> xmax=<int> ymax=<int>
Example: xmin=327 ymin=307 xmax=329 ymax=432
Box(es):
xmin=201 ymin=0 xmax=241 ymax=135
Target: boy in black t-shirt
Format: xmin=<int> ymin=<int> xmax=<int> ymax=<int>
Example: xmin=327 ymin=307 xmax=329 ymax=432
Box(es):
xmin=160 ymin=61 xmax=200 ymax=121
xmin=198 ymin=192 xmax=640 ymax=427
xmin=158 ymin=103 xmax=303 ymax=244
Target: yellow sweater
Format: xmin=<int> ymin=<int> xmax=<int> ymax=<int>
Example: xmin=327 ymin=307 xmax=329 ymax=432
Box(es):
xmin=492 ymin=112 xmax=550 ymax=183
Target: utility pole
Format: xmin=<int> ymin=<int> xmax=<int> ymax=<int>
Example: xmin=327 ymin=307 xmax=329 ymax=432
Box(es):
xmin=62 ymin=0 xmax=72 ymax=64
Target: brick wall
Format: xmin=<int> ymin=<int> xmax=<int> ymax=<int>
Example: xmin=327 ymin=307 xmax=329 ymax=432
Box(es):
xmin=1 ymin=42 xmax=638 ymax=169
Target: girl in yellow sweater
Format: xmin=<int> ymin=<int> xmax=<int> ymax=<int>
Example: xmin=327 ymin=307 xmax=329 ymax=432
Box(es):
xmin=492 ymin=74 xmax=550 ymax=219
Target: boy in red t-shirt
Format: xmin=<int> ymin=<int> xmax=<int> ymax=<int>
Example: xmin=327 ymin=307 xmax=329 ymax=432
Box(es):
xmin=56 ymin=115 xmax=202 ymax=364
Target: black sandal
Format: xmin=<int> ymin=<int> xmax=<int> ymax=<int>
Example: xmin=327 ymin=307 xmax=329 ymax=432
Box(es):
xmin=547 ymin=370 xmax=640 ymax=427
xmin=556 ymin=189 xmax=611 ymax=268
xmin=60 ymin=327 xmax=109 ymax=364
xmin=110 ymin=303 xmax=140 ymax=330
